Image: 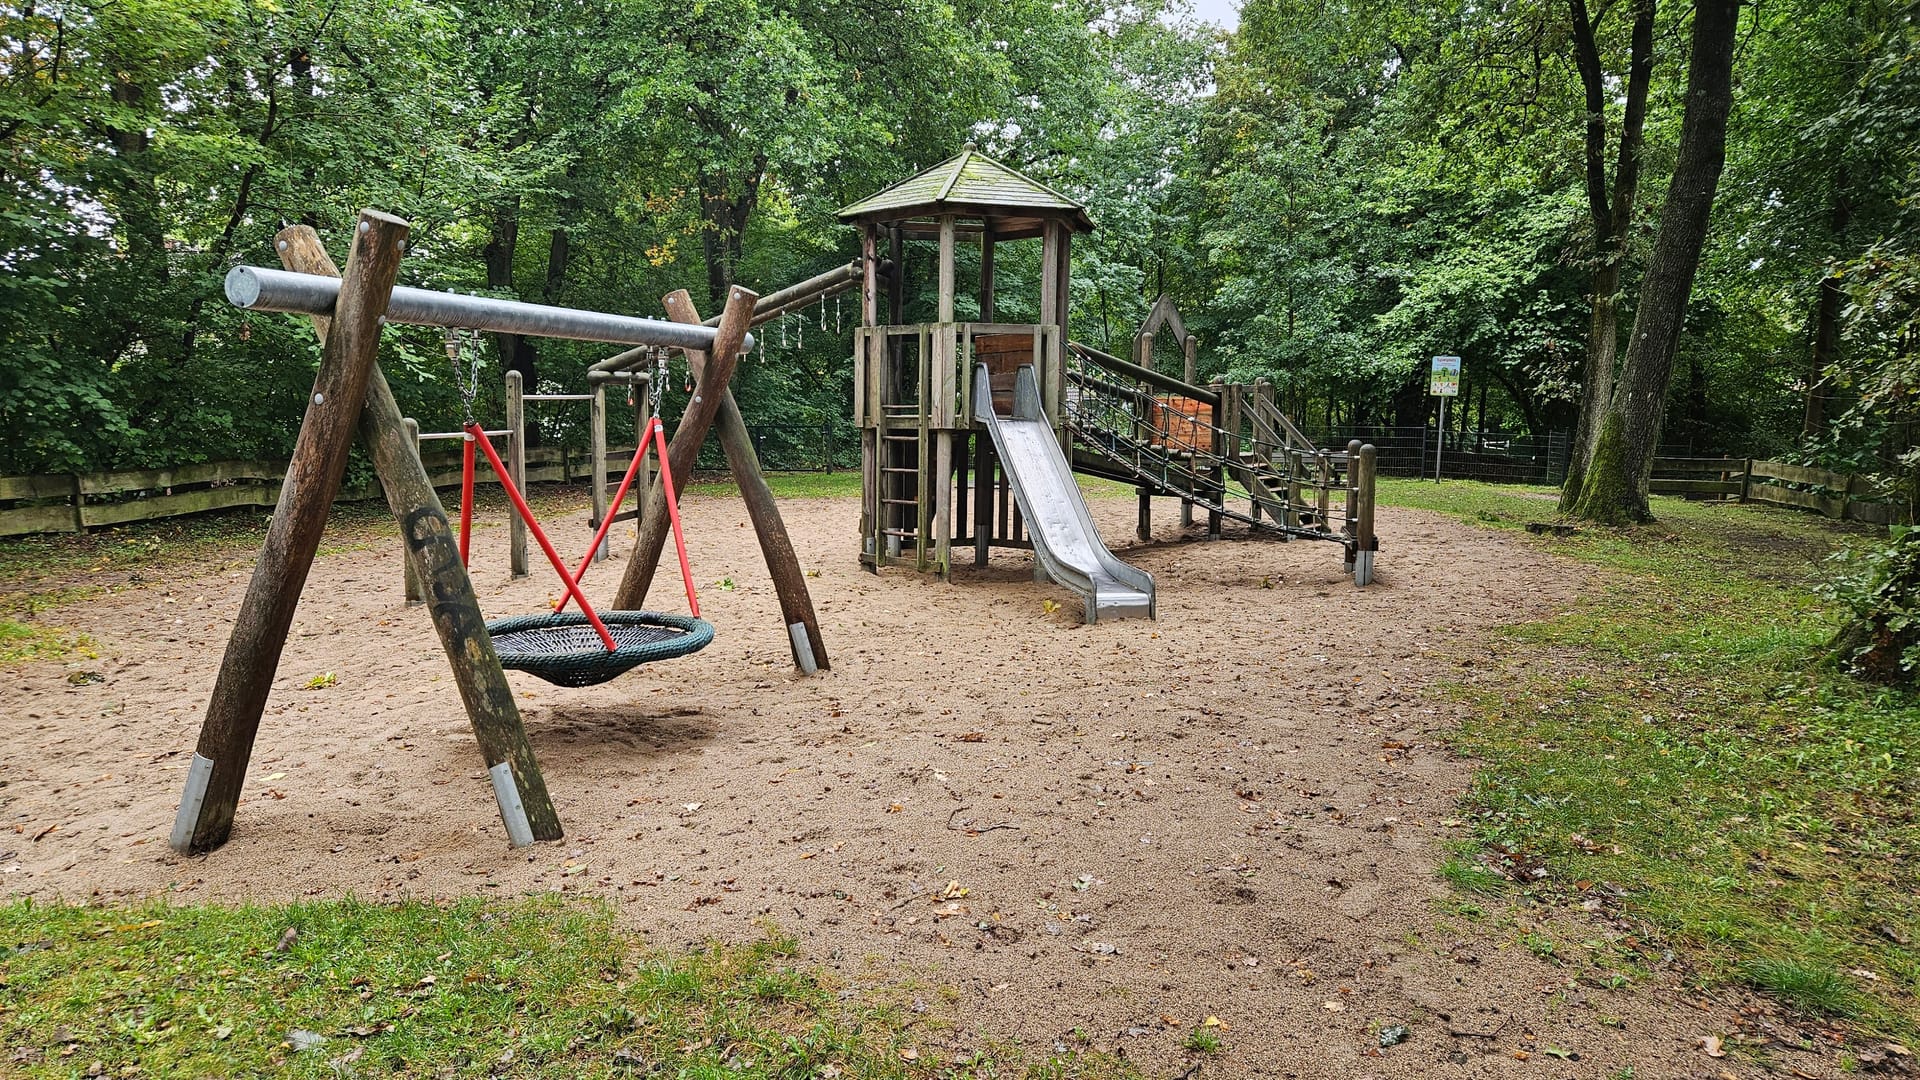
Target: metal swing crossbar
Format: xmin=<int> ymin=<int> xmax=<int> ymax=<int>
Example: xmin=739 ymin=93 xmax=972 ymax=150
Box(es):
xmin=457 ymin=416 xmax=710 ymax=688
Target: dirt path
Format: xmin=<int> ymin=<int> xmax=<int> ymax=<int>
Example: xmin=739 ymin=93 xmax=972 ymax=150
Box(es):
xmin=1 ymin=494 xmax=1783 ymax=1077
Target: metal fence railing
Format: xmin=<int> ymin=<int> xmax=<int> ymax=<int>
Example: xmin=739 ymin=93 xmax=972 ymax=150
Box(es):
xmin=1298 ymin=427 xmax=1573 ymax=485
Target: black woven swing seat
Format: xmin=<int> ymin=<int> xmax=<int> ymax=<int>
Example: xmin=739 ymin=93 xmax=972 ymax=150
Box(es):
xmin=485 ymin=611 xmax=714 ymax=688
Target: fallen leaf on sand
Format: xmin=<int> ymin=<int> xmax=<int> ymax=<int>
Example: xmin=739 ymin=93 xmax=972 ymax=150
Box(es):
xmin=1323 ymin=1001 xmax=1345 ymax=1012
xmin=1702 ymin=1035 xmax=1726 ymax=1058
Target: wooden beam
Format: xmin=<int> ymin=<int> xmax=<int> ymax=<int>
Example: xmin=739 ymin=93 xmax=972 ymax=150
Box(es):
xmin=860 ymin=225 xmax=878 ymax=564
xmin=979 ymin=226 xmax=995 ymax=322
xmin=937 ymin=215 xmax=956 ymax=323
xmin=613 ymin=284 xmax=759 ymax=609
xmin=281 ymin=225 xmax=560 ymax=848
xmin=171 ymin=221 xmax=563 ymax=856
xmin=173 ymin=211 xmax=407 ymax=853
xmin=505 ymin=371 xmax=529 ymax=577
xmin=658 ymin=289 xmax=829 ymax=673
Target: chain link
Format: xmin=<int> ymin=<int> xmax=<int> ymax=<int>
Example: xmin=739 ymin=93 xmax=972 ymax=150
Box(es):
xmin=443 ymin=327 xmax=485 ymax=425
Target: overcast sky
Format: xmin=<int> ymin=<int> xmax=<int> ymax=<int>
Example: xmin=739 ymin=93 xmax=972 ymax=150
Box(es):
xmin=1187 ymin=0 xmax=1241 ymax=32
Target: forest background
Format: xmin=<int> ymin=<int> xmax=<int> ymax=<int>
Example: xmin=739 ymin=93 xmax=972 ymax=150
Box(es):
xmin=2 ymin=0 xmax=1915 ymax=494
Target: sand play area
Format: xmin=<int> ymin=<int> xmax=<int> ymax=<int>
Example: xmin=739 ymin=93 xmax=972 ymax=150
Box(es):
xmin=2 ymin=491 xmax=1798 ymax=1076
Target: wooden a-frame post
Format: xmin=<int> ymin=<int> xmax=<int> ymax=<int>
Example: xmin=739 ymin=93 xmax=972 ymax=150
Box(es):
xmin=171 ymin=214 xmax=561 ymax=854
xmin=660 ymin=289 xmax=829 ymax=673
xmin=612 ymin=285 xmax=757 ymax=610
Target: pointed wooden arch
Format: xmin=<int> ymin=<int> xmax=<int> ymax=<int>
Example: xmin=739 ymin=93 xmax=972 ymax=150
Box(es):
xmin=1132 ymin=294 xmax=1199 ymax=382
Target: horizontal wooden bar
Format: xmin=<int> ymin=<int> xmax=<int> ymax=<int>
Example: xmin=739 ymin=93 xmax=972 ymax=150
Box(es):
xmin=416 ymin=429 xmax=511 ymax=442
xmin=1751 ymin=460 xmax=1846 ymax=488
xmin=78 ymin=459 xmax=286 ymax=496
xmin=81 ymin=483 xmax=281 ymax=527
xmin=1650 ymin=478 xmax=1743 ymax=495
xmin=1750 ymin=484 xmax=1847 ymax=516
xmin=0 ymin=474 xmax=74 ymax=501
xmin=0 ymin=504 xmax=80 ymax=537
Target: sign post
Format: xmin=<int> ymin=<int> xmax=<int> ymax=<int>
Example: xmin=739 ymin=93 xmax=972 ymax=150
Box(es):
xmin=1430 ymin=356 xmax=1460 ymax=482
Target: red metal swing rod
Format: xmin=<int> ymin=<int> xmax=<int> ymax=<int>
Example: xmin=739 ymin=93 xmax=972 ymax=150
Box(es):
xmin=464 ymin=422 xmax=619 ymax=652
xmin=556 ymin=415 xmax=700 ymax=618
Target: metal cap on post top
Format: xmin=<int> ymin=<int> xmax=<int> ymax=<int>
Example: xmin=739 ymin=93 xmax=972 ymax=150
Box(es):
xmin=225 ymin=266 xmax=755 ymax=354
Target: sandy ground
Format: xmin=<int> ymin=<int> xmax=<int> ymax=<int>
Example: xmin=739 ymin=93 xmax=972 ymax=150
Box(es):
xmin=1 ymin=492 xmax=1825 ymax=1077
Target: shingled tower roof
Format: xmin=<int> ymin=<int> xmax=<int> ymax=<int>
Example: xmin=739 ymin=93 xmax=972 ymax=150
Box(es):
xmin=837 ymin=145 xmax=1093 ymax=238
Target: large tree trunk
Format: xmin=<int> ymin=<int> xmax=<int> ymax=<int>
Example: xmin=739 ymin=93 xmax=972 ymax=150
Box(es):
xmin=1560 ymin=0 xmax=1655 ymax=511
xmin=1568 ymin=0 xmax=1740 ymax=524
xmin=1803 ymin=181 xmax=1852 ymax=439
xmin=1803 ymin=272 xmax=1843 ymax=437
xmin=699 ymin=158 xmax=765 ymax=307
xmin=483 ymin=202 xmax=538 ymax=387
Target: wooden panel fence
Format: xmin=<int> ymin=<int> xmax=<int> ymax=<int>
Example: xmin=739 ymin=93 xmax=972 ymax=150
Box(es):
xmin=5 ymin=447 xmax=1906 ymax=537
xmin=1651 ymin=457 xmax=1908 ymax=526
xmin=0 ymin=444 xmax=642 ymax=538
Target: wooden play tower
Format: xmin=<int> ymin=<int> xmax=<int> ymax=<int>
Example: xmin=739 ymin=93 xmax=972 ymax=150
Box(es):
xmin=842 ymin=143 xmax=1092 ymax=578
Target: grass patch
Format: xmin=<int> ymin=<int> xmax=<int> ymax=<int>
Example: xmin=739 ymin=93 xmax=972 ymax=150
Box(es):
xmin=0 ymin=618 xmax=96 ymax=665
xmin=1740 ymin=958 xmax=1859 ymax=1016
xmin=1182 ymin=1027 xmax=1222 ymax=1054
xmin=1379 ymin=480 xmax=1918 ymax=1037
xmin=682 ymin=470 xmax=863 ymax=500
xmin=0 ymin=897 xmax=1132 ymax=1079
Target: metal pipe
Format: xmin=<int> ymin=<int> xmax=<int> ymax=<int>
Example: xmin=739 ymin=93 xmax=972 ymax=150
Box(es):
xmin=586 ymin=258 xmax=877 ymax=380
xmin=583 ymin=257 xmax=871 ymax=382
xmin=418 ymin=428 xmax=510 ymax=441
xmin=523 ymin=394 xmax=594 ymax=402
xmin=226 ymin=266 xmax=756 ymax=353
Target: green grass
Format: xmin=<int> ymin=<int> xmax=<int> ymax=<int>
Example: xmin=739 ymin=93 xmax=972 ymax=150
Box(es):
xmin=683 ymin=470 xmax=863 ymax=499
xmin=0 ymin=618 xmax=96 ymax=664
xmin=0 ymin=897 xmax=1131 ymax=1079
xmin=1378 ymin=479 xmax=1918 ymax=1038
xmin=1181 ymin=1027 xmax=1222 ymax=1054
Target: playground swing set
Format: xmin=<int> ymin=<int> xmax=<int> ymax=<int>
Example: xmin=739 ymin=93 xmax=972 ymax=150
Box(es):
xmin=170 ymin=210 xmax=827 ymax=854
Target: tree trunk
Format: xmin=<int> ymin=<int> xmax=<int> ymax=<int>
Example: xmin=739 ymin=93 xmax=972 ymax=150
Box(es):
xmin=106 ymin=74 xmax=166 ymax=283
xmin=1803 ymin=273 xmax=1843 ymax=437
xmin=1560 ymin=0 xmax=1654 ymax=511
xmin=483 ymin=202 xmax=538 ymax=387
xmin=1803 ymin=181 xmax=1851 ymax=439
xmin=699 ymin=159 xmax=765 ymax=308
xmin=1569 ymin=0 xmax=1740 ymax=524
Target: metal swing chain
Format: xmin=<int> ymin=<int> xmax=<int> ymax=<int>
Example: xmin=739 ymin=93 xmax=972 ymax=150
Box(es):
xmin=444 ymin=327 xmax=484 ymax=425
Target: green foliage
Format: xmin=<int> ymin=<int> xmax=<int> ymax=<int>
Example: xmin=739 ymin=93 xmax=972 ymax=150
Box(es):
xmin=1822 ymin=526 xmax=1920 ymax=682
xmin=1 ymin=0 xmax=1913 ymax=485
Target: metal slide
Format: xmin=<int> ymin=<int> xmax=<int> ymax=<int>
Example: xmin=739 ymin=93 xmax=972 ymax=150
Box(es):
xmin=973 ymin=364 xmax=1155 ymax=623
